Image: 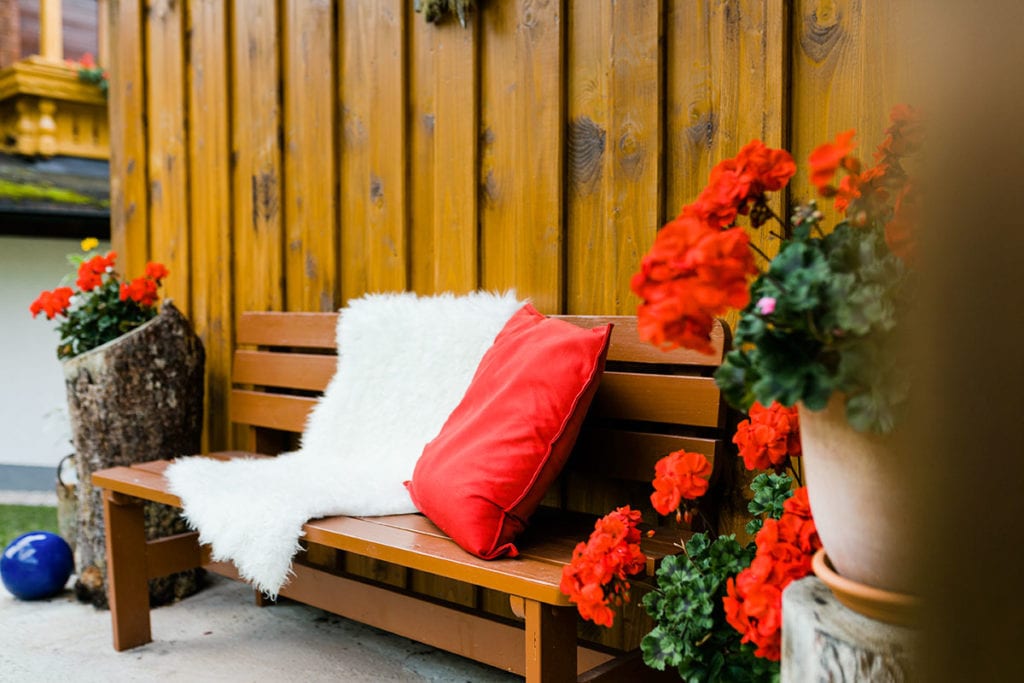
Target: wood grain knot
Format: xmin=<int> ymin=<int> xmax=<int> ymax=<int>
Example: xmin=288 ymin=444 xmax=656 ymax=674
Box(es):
xmin=369 ymin=174 xmax=384 ymax=205
xmin=617 ymin=118 xmax=646 ymax=182
xmin=685 ymin=110 xmax=716 ymax=151
xmin=251 ymin=172 xmax=278 ymax=223
xmin=800 ymin=8 xmax=843 ymax=63
xmin=568 ymin=116 xmax=606 ymax=196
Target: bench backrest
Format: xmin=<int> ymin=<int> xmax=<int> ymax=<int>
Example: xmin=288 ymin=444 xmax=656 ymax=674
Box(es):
xmin=231 ymin=311 xmax=734 ymax=529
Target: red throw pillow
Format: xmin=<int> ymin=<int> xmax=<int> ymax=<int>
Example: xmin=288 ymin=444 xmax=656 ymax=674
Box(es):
xmin=405 ymin=304 xmax=612 ymax=559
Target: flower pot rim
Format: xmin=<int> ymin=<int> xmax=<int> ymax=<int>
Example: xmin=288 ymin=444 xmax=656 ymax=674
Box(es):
xmin=61 ymin=300 xmax=178 ymax=367
xmin=812 ymin=548 xmax=920 ymax=627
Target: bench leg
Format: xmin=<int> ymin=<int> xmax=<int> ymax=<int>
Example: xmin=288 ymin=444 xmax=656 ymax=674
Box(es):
xmin=524 ymin=599 xmax=577 ymax=682
xmin=102 ymin=491 xmax=152 ymax=651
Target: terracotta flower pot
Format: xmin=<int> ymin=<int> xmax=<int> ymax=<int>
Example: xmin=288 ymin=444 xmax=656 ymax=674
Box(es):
xmin=798 ymin=395 xmax=917 ymax=596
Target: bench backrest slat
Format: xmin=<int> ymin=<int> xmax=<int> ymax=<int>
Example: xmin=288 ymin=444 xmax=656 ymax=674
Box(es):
xmin=231 ymin=310 xmax=732 ymax=523
xmin=237 ymin=312 xmax=337 ymax=348
xmin=592 ymin=372 xmax=723 ymax=428
xmin=555 ymin=315 xmax=726 ymax=365
xmin=233 ymin=349 xmax=335 ymax=392
xmin=230 ymin=390 xmax=317 ymax=433
xmin=573 ymin=429 xmax=718 ymax=483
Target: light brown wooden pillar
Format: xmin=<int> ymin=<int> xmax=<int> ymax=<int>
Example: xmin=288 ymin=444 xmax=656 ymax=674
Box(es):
xmin=38 ymin=0 xmax=62 ymax=61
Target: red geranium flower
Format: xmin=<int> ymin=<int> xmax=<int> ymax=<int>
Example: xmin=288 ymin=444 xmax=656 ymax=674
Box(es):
xmin=76 ymin=251 xmax=118 ymax=292
xmin=632 ymin=217 xmax=757 ymax=354
xmin=145 ymin=262 xmax=170 ymax=282
xmin=119 ymin=276 xmax=159 ymax=307
xmin=808 ymin=129 xmax=856 ymax=190
xmin=650 ymin=450 xmax=713 ymax=516
xmin=29 ymin=287 xmax=74 ymax=320
xmin=875 ymin=104 xmax=924 ymax=161
xmin=724 ymin=485 xmax=821 ymax=662
xmin=686 ymin=141 xmax=797 ymax=228
xmin=560 ymin=506 xmax=647 ymax=627
xmin=733 ymin=402 xmax=801 ymax=471
xmin=885 ymin=181 xmax=918 ymax=265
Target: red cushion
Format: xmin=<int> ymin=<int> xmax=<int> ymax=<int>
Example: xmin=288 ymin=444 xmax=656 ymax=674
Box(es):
xmin=405 ymin=304 xmax=612 ymax=559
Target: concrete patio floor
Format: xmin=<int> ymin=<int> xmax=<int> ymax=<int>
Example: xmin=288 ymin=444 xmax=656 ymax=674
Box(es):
xmin=0 ymin=572 xmax=521 ymax=682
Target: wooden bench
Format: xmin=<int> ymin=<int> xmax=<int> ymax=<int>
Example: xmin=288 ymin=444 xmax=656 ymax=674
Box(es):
xmin=92 ymin=311 xmax=734 ymax=682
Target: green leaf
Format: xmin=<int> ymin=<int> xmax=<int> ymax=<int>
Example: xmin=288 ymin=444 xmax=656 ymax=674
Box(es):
xmin=748 ymin=473 xmax=793 ymax=520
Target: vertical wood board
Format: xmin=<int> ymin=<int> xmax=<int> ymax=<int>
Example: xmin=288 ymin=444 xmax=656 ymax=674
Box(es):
xmin=565 ymin=0 xmax=661 ymax=315
xmin=339 ymin=0 xmax=408 ymax=301
xmin=145 ymin=0 xmax=190 ymax=310
xmin=282 ymin=0 xmax=338 ymax=312
xmin=664 ymin=0 xmax=787 ymax=259
xmin=108 ymin=0 xmax=148 ymax=277
xmin=187 ymin=0 xmax=233 ymax=451
xmin=230 ymin=0 xmax=283 ymax=317
xmin=480 ymin=0 xmax=565 ymax=313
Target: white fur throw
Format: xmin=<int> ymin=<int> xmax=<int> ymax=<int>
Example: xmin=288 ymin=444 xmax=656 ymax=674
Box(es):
xmin=165 ymin=290 xmax=524 ymax=597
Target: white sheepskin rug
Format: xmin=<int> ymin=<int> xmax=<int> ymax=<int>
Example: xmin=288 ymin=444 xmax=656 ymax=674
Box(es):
xmin=165 ymin=290 xmax=524 ymax=597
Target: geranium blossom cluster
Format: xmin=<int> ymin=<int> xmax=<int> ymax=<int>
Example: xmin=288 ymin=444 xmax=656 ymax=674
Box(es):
xmin=808 ymin=104 xmax=922 ymax=262
xmin=559 ymin=506 xmax=647 ymax=627
xmin=723 ymin=488 xmax=820 ymax=660
xmin=31 ymin=250 xmax=168 ymax=316
xmin=121 ymin=262 xmax=171 ymax=307
xmin=733 ymin=402 xmax=802 ymax=471
xmin=29 ymin=238 xmax=170 ymax=359
xmin=650 ymin=449 xmax=713 ymax=524
xmin=630 ymin=141 xmax=796 ymax=354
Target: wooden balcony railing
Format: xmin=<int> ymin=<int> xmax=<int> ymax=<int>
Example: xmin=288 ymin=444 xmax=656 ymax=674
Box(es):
xmin=0 ymin=0 xmax=109 ymax=160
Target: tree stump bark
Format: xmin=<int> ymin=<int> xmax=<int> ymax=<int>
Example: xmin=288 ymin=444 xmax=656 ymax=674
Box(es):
xmin=63 ymin=302 xmax=205 ymax=608
xmin=782 ymin=577 xmax=918 ymax=682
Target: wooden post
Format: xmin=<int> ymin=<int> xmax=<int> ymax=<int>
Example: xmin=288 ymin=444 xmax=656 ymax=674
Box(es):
xmin=97 ymin=0 xmax=110 ymax=66
xmin=102 ymin=491 xmax=152 ymax=651
xmin=38 ymin=0 xmax=63 ymax=62
xmin=524 ymin=600 xmax=577 ymax=683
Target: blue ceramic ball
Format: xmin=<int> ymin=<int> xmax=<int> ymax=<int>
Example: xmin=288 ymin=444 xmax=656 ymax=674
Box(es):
xmin=1 ymin=531 xmax=74 ymax=600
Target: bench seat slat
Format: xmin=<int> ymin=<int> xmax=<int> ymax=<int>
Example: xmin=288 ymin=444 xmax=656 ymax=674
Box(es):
xmin=303 ymin=516 xmax=571 ymax=604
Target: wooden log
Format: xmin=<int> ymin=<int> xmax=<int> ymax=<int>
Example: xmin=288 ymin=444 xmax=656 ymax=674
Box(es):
xmin=782 ymin=577 xmax=918 ymax=681
xmin=63 ymin=302 xmax=205 ymax=608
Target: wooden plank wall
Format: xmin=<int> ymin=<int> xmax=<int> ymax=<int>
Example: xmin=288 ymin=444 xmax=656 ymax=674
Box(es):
xmin=107 ymin=0 xmax=915 ymax=452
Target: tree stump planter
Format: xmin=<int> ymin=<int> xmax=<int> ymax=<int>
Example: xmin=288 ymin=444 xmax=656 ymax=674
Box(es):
xmin=63 ymin=302 xmax=205 ymax=607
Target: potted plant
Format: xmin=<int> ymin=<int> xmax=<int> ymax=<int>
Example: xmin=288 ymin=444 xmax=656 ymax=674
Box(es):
xmin=559 ymin=105 xmax=922 ymax=679
xmin=630 ymin=105 xmax=922 ymax=598
xmin=30 ymin=240 xmax=205 ymax=607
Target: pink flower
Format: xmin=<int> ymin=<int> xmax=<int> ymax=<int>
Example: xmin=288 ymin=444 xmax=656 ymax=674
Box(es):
xmin=756 ymin=297 xmax=776 ymax=315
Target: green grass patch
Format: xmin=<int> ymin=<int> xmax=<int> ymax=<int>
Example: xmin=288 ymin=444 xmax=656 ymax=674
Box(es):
xmin=0 ymin=178 xmax=103 ymax=207
xmin=0 ymin=505 xmax=60 ymax=549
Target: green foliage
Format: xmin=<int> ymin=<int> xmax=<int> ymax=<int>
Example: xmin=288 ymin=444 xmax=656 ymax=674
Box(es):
xmin=716 ymin=216 xmax=912 ymax=433
xmin=641 ymin=534 xmax=778 ymax=682
xmin=77 ymin=66 xmax=108 ymax=96
xmin=55 ymin=277 xmax=154 ymax=359
xmin=745 ymin=473 xmax=793 ymax=536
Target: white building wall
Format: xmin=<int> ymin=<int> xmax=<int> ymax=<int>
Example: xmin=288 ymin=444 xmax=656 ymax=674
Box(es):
xmin=0 ymin=235 xmax=90 ymax=467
